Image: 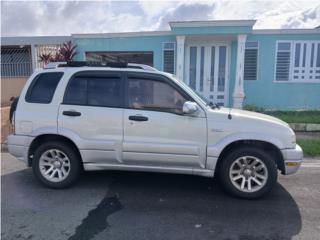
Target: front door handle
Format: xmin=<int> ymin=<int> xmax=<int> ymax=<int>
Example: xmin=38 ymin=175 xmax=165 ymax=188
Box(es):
xmin=128 ymin=115 xmax=148 ymax=121
xmin=63 ymin=110 xmax=81 ymax=117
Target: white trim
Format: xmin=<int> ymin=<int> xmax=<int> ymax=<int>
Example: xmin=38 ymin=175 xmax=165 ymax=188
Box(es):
xmin=72 ymin=31 xmax=172 ymax=39
xmin=253 ymin=29 xmax=320 ymax=34
xmin=233 ymin=34 xmax=247 ymax=109
xmin=273 ymin=80 xmax=320 ymax=84
xmin=30 ymin=44 xmax=37 ymax=72
xmin=176 ymin=36 xmax=186 ymax=81
xmin=1 ymin=36 xmax=71 ymax=46
xmin=169 ymin=20 xmax=256 ymax=28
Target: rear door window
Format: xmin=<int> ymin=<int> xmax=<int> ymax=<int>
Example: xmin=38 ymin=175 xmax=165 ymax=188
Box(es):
xmin=63 ymin=71 xmax=123 ymax=107
xmin=25 ymin=72 xmax=64 ymax=103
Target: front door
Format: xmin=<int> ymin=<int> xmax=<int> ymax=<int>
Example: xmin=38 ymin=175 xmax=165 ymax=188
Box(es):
xmin=185 ymin=43 xmax=229 ymax=106
xmin=122 ymin=72 xmax=207 ymax=169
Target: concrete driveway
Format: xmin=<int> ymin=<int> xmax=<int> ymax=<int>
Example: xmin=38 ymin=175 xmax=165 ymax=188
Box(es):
xmin=1 ymin=152 xmax=320 ymax=240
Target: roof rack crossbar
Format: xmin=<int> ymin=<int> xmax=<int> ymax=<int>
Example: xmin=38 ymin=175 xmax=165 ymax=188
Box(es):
xmin=65 ymin=61 xmax=128 ymax=68
xmin=43 ymin=61 xmax=158 ymax=71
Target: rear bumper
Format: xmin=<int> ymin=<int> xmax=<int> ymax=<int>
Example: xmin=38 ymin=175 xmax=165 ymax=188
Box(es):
xmin=7 ymin=134 xmax=34 ymax=164
xmin=281 ymin=144 xmax=303 ymax=175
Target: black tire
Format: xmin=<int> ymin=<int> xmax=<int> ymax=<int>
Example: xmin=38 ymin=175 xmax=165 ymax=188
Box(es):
xmin=218 ymin=146 xmax=278 ymax=199
xmin=32 ymin=141 xmax=81 ymax=188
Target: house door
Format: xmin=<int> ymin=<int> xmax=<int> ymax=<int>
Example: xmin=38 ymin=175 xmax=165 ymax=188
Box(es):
xmin=185 ymin=43 xmax=229 ymax=106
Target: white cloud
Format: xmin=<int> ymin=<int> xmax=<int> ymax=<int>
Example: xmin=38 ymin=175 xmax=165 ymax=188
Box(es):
xmin=138 ymin=0 xmax=175 ymax=18
xmin=1 ymin=0 xmax=319 ymax=36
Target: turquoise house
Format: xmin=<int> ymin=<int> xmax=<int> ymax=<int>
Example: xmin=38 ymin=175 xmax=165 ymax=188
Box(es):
xmin=1 ymin=20 xmax=320 ymax=109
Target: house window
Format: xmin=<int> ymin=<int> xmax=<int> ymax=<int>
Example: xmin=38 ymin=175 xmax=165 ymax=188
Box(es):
xmin=275 ymin=41 xmax=320 ymax=82
xmin=244 ymin=41 xmax=258 ymax=80
xmin=86 ymin=51 xmax=153 ymax=66
xmin=1 ymin=46 xmax=33 ymax=77
xmin=162 ymin=42 xmax=175 ymax=74
xmin=275 ymin=42 xmax=291 ymax=81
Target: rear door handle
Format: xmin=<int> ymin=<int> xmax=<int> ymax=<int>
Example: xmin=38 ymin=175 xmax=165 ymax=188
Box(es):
xmin=63 ymin=110 xmax=81 ymax=117
xmin=128 ymin=115 xmax=148 ymax=121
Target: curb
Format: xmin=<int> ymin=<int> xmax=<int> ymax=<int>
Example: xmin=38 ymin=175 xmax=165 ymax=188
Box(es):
xmin=289 ymin=123 xmax=320 ymax=132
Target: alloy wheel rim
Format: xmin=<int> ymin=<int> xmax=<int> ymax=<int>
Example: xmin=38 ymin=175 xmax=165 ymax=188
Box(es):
xmin=39 ymin=149 xmax=71 ymax=182
xmin=229 ymin=156 xmax=268 ymax=193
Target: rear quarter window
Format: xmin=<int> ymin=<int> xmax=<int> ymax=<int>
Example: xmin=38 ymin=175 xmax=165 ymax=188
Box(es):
xmin=25 ymin=72 xmax=64 ymax=103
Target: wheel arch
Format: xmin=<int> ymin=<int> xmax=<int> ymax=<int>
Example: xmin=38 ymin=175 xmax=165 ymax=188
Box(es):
xmin=214 ymin=140 xmax=285 ymax=176
xmin=28 ymin=134 xmax=82 ymax=167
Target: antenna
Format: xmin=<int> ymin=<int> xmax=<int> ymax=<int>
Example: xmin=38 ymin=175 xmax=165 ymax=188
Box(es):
xmin=228 ymin=107 xmax=232 ymax=120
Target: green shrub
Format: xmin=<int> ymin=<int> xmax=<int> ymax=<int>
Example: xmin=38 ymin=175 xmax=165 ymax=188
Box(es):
xmin=297 ymin=139 xmax=320 ymax=156
xmin=243 ymin=104 xmax=265 ymax=113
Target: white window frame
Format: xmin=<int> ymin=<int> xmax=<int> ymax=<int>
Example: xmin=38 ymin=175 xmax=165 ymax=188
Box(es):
xmin=274 ymin=40 xmax=320 ymax=83
xmin=162 ymin=42 xmax=176 ymax=74
xmin=244 ymin=41 xmax=259 ymax=81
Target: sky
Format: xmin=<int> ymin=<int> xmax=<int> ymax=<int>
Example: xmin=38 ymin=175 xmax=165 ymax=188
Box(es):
xmin=1 ymin=0 xmax=320 ymax=37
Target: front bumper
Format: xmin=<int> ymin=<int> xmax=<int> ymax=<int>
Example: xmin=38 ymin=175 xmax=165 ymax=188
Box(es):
xmin=7 ymin=134 xmax=34 ymax=164
xmin=281 ymin=144 xmax=303 ymax=175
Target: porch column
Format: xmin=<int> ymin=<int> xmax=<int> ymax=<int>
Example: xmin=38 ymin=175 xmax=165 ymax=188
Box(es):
xmin=233 ymin=34 xmax=247 ymax=109
xmin=176 ymin=35 xmax=185 ymax=81
xmin=31 ymin=44 xmax=38 ymax=72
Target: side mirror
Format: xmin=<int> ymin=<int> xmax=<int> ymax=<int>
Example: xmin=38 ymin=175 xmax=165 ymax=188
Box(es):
xmin=183 ymin=101 xmax=198 ymax=115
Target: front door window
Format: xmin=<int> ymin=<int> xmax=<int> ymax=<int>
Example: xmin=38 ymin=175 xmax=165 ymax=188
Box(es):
xmin=127 ymin=78 xmax=187 ymax=114
xmin=186 ymin=44 xmax=229 ymax=106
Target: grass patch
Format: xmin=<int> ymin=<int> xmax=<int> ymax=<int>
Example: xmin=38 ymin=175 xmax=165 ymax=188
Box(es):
xmin=265 ymin=111 xmax=320 ymax=124
xmin=297 ymin=139 xmax=320 ymax=156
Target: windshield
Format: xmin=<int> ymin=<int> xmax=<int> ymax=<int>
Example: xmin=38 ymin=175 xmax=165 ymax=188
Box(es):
xmin=170 ymin=75 xmax=216 ymax=108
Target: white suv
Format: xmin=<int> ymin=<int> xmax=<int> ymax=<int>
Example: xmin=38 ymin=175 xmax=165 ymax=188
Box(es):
xmin=7 ymin=62 xmax=303 ymax=199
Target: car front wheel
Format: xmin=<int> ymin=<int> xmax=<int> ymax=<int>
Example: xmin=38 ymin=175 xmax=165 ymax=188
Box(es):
xmin=219 ymin=146 xmax=278 ymax=199
xmin=32 ymin=141 xmax=81 ymax=188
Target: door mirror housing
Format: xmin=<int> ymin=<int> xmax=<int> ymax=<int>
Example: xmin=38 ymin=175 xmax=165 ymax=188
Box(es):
xmin=183 ymin=101 xmax=198 ymax=115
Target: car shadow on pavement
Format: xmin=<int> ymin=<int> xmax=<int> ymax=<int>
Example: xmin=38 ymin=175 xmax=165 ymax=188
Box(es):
xmin=2 ymin=169 xmax=302 ymax=240
xmin=89 ymin=171 xmax=302 ymax=240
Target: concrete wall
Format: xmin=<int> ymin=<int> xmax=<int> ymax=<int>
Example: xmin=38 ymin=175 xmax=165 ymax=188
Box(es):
xmin=1 ymin=77 xmax=28 ymax=106
xmin=1 ymin=107 xmax=11 ymax=143
xmin=244 ymin=33 xmax=320 ymax=110
xmin=74 ymin=35 xmax=176 ymax=71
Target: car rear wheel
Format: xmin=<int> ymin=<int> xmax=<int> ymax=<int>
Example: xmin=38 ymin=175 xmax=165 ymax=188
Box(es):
xmin=219 ymin=146 xmax=278 ymax=199
xmin=32 ymin=141 xmax=81 ymax=188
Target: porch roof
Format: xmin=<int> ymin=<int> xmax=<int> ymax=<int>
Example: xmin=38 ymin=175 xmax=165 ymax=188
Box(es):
xmin=169 ymin=20 xmax=256 ymax=35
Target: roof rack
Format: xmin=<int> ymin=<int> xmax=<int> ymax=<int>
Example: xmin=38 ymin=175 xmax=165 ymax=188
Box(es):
xmin=43 ymin=61 xmax=158 ymax=71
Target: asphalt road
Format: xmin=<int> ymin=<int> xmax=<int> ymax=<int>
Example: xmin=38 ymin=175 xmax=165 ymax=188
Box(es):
xmin=1 ymin=152 xmax=320 ymax=240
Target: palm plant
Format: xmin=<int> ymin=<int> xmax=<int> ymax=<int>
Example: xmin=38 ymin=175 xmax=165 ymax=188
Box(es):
xmin=38 ymin=41 xmax=77 ymax=65
xmin=38 ymin=53 xmax=52 ymax=65
xmin=58 ymin=41 xmax=77 ymax=61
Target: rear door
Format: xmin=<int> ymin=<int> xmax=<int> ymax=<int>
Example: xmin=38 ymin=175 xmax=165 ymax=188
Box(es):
xmin=122 ymin=72 xmax=207 ymax=169
xmin=58 ymin=71 xmax=124 ymax=165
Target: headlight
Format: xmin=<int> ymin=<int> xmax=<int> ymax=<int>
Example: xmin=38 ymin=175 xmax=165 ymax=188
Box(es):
xmin=290 ymin=128 xmax=296 ymax=146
